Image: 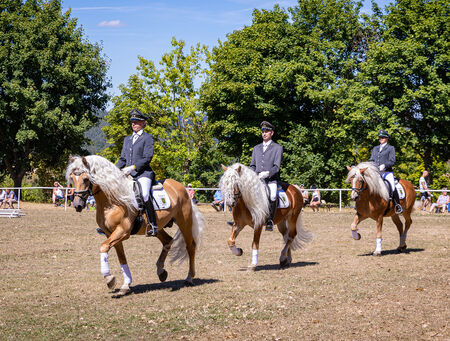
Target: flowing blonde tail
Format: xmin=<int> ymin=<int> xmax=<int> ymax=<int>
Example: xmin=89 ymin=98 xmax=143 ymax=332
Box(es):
xmin=169 ymin=203 xmax=205 ymax=265
xmin=288 ymin=214 xmax=314 ymax=251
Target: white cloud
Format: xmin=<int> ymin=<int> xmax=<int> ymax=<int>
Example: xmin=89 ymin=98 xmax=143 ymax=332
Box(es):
xmin=97 ymin=20 xmax=125 ymax=28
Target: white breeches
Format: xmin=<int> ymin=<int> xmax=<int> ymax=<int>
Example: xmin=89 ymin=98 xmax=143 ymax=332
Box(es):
xmin=137 ymin=177 xmax=152 ymax=202
xmin=382 ymin=172 xmax=395 ymax=191
xmin=267 ymin=182 xmax=277 ymax=201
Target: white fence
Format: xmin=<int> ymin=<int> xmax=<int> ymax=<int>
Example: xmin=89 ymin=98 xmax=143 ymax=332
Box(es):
xmin=1 ymin=186 xmax=446 ymax=212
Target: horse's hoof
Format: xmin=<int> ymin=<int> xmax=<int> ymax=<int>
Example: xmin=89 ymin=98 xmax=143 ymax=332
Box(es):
xmin=158 ymin=269 xmax=168 ymax=282
xmin=237 ymin=248 xmax=243 ymax=256
xmin=280 ymin=259 xmax=290 ymax=269
xmin=373 ymin=251 xmax=382 ymax=257
xmin=397 ymin=245 xmax=407 ymax=253
xmin=104 ymin=275 xmax=116 ymax=290
xmin=184 ymin=279 xmax=194 ymax=287
xmin=352 ymin=232 xmax=361 ymax=240
xmin=118 ymin=284 xmax=131 ymax=296
xmin=247 ymin=265 xmax=256 ymax=272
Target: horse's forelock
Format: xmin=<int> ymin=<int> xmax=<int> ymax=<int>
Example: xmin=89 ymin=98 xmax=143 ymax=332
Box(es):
xmin=347 ymin=162 xmax=389 ymax=200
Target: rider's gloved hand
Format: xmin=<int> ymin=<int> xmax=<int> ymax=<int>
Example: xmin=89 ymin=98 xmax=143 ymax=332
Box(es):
xmin=122 ymin=165 xmax=136 ymax=175
xmin=258 ymin=171 xmax=269 ymax=179
xmin=379 ymin=164 xmax=385 ymax=171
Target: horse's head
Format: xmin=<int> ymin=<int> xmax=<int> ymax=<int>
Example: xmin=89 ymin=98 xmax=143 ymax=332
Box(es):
xmin=68 ymin=156 xmax=97 ymax=212
xmin=346 ymin=165 xmax=368 ymax=200
xmin=220 ymin=164 xmax=242 ymax=208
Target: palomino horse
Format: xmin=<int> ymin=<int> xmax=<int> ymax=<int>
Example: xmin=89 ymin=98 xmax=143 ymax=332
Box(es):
xmin=346 ymin=162 xmax=415 ymax=256
xmin=220 ymin=163 xmax=312 ymax=270
xmin=66 ymin=155 xmax=203 ymax=295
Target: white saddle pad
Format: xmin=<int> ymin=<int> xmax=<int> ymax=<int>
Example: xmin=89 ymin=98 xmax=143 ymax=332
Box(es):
xmin=278 ymin=190 xmax=289 ymax=209
xmin=152 ymin=189 xmax=171 ymax=210
xmin=395 ymin=183 xmax=406 ymax=200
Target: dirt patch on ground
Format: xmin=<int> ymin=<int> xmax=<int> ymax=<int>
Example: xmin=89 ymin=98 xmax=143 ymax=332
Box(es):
xmin=0 ymin=203 xmax=448 ymax=340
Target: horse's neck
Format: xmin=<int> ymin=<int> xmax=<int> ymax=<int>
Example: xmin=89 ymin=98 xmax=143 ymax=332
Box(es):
xmin=233 ymin=198 xmax=253 ymax=225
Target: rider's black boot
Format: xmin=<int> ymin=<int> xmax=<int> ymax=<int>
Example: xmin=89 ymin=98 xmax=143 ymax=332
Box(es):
xmin=144 ymin=198 xmax=158 ymax=237
xmin=392 ymin=189 xmax=403 ymax=214
xmin=266 ymin=199 xmax=277 ymax=231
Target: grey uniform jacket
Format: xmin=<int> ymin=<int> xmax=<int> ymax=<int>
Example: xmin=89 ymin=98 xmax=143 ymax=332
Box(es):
xmin=116 ymin=132 xmax=154 ymax=180
xmin=369 ymin=143 xmax=396 ymax=172
xmin=249 ymin=141 xmax=283 ymax=181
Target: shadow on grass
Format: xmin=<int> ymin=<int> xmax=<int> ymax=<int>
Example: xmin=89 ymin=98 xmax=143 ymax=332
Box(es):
xmin=112 ymin=278 xmax=220 ymax=298
xmin=237 ymin=261 xmax=318 ymax=272
xmin=358 ymin=248 xmax=425 ymax=257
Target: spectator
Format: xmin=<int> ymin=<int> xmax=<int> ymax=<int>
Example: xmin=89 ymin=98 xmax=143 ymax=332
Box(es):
xmin=86 ymin=195 xmax=96 ymax=210
xmin=211 ymin=190 xmax=224 ymax=211
xmin=310 ymin=184 xmax=321 ymax=212
xmin=67 ymin=184 xmax=74 ymax=207
xmin=0 ymin=189 xmax=5 ymax=207
xmin=2 ymin=189 xmax=17 ymax=209
xmin=299 ymin=184 xmax=309 ymax=206
xmin=429 ymin=188 xmax=449 ymax=214
xmin=418 ymin=170 xmax=431 ymax=211
xmin=52 ymin=181 xmax=64 ymax=207
xmin=187 ymin=184 xmax=198 ymax=205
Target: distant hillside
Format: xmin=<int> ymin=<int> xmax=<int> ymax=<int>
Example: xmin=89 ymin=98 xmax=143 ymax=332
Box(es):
xmin=84 ymin=110 xmax=110 ymax=154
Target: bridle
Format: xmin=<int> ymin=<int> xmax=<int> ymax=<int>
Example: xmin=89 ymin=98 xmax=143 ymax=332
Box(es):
xmin=72 ymin=171 xmax=101 ymax=200
xmin=232 ymin=186 xmax=242 ymax=201
xmin=351 ymin=175 xmax=367 ymax=196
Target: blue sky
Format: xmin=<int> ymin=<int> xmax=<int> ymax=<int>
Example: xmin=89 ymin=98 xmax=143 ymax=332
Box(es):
xmin=61 ymin=0 xmax=391 ymax=101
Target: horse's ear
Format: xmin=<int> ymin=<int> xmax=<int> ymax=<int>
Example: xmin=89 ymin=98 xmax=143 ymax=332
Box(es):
xmin=346 ymin=166 xmax=352 ymax=171
xmin=360 ymin=167 xmax=368 ymax=174
xmin=82 ymin=156 xmax=90 ymax=170
xmin=221 ymin=164 xmax=227 ymax=171
xmin=236 ymin=165 xmax=241 ymax=174
xmin=69 ymin=155 xmax=75 ymax=163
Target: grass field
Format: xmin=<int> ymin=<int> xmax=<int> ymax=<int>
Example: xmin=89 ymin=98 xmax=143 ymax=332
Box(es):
xmin=0 ymin=203 xmax=448 ymax=340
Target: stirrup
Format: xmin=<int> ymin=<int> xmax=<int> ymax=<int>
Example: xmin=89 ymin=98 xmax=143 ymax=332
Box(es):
xmin=265 ymin=220 xmax=274 ymax=231
xmin=145 ymin=223 xmax=158 ymax=237
xmin=395 ymin=204 xmax=403 ymax=214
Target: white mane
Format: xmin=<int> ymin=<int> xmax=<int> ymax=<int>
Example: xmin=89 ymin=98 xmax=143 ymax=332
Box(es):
xmin=346 ymin=162 xmax=389 ymax=201
xmin=66 ymin=155 xmax=137 ymax=213
xmin=219 ymin=163 xmax=269 ymax=227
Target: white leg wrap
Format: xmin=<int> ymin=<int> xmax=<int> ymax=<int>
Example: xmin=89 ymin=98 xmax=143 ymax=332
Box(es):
xmin=352 ymin=229 xmax=359 ymax=239
xmin=251 ymin=249 xmax=258 ymax=266
xmin=120 ymin=264 xmax=132 ymax=285
xmin=100 ymin=252 xmax=110 ymax=277
xmin=376 ymin=238 xmax=383 ymax=252
xmin=229 ymin=245 xmax=240 ymax=256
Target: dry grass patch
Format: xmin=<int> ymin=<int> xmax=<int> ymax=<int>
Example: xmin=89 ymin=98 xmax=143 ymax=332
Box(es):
xmin=0 ymin=203 xmax=448 ymax=340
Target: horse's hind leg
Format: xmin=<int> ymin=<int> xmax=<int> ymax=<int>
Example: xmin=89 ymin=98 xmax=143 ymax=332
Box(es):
xmin=278 ymin=219 xmax=293 ymax=268
xmin=156 ymin=229 xmax=173 ymax=282
xmin=399 ymin=212 xmax=412 ymax=252
xmin=391 ymin=214 xmax=406 ymax=253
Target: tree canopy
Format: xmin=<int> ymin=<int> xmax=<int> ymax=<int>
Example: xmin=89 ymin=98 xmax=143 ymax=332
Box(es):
xmin=103 ymin=38 xmax=211 ymax=182
xmin=0 ymin=0 xmax=110 ymax=188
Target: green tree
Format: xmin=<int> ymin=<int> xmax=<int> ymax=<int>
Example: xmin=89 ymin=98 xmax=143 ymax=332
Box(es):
xmin=332 ymin=0 xmax=449 ymax=171
xmin=0 ymin=0 xmax=110 ymax=189
xmin=201 ymin=0 xmax=365 ymax=196
xmin=103 ymin=38 xmax=209 ymax=181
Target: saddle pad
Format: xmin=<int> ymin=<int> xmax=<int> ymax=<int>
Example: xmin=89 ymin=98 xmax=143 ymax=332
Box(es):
xmin=278 ymin=189 xmax=289 ymax=209
xmin=153 ymin=189 xmax=171 ymax=210
xmin=395 ymin=183 xmax=406 ymax=200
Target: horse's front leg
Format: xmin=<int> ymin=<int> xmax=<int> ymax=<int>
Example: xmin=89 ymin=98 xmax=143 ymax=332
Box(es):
xmin=350 ymin=213 xmax=367 ymax=240
xmin=248 ymin=226 xmax=263 ymax=271
xmin=373 ymin=215 xmax=384 ymax=256
xmin=99 ymin=226 xmax=130 ymax=292
xmin=227 ymin=223 xmax=244 ymax=256
xmin=113 ymin=242 xmax=132 ymax=296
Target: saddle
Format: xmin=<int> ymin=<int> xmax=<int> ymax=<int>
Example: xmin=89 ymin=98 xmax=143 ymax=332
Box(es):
xmin=382 ymin=178 xmax=406 ymax=200
xmin=262 ymin=181 xmax=290 ymax=208
xmin=131 ymin=180 xmax=172 ymax=235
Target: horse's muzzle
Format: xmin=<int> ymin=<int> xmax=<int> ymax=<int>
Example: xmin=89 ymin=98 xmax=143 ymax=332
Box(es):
xmin=73 ymin=197 xmax=86 ymax=212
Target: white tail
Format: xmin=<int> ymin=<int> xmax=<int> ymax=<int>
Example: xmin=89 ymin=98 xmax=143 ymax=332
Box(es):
xmin=284 ymin=214 xmax=313 ymax=251
xmin=168 ymin=203 xmax=204 ymax=265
